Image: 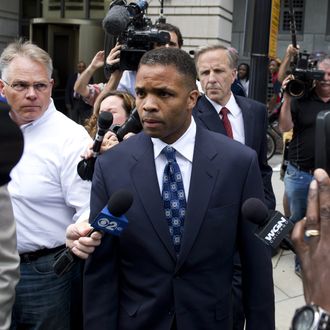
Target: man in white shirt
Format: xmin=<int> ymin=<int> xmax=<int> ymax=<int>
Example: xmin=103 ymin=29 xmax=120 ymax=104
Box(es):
xmin=0 ymin=40 xmax=92 ymax=329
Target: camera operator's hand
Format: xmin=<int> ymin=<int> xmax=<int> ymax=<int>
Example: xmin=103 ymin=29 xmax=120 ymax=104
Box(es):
xmin=278 ymin=75 xmax=295 ymax=132
xmin=292 ymin=169 xmax=330 ymax=312
xmin=102 ymin=42 xmax=126 ymax=92
xmin=106 ymin=42 xmax=122 ymax=68
xmin=278 ymin=44 xmax=300 ymax=83
xmin=287 ymin=44 xmax=299 ymax=57
xmin=281 ymin=75 xmax=294 ymax=97
xmin=82 ymin=131 xmax=119 ymax=159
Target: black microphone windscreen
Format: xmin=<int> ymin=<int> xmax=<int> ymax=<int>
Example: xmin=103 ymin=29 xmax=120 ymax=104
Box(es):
xmin=115 ymin=108 xmax=142 ymax=141
xmin=102 ymin=5 xmax=130 ymax=36
xmin=98 ymin=111 xmax=113 ymax=130
xmin=241 ymin=198 xmax=269 ymax=225
xmin=107 ymin=189 xmax=134 ymax=217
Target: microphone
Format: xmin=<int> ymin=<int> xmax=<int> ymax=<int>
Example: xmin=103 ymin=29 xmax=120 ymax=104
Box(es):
xmin=53 ymin=189 xmax=133 ymax=276
xmin=113 ymin=108 xmax=143 ymax=141
xmin=242 ymin=198 xmax=295 ymax=252
xmin=77 ymin=111 xmax=113 ymax=181
xmin=315 ymin=110 xmax=330 ymax=174
xmin=102 ymin=4 xmax=131 ymax=37
xmin=90 ymin=189 xmax=133 ymax=235
xmin=92 ymin=111 xmax=114 ymax=157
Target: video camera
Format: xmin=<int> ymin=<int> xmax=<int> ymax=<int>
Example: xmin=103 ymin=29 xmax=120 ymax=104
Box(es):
xmin=103 ymin=0 xmax=170 ymax=71
xmin=285 ymin=51 xmax=325 ymax=98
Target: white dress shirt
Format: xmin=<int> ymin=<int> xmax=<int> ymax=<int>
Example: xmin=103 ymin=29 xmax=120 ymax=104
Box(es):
xmin=117 ymin=70 xmax=137 ymax=97
xmin=206 ymin=93 xmax=245 ymax=144
xmin=239 ymin=78 xmax=249 ymax=97
xmin=9 ymin=100 xmax=92 ymax=254
xmin=152 ymin=118 xmax=196 ymax=201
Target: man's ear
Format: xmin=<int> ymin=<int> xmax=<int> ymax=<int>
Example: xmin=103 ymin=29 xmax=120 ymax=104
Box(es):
xmin=187 ymin=89 xmax=199 ymax=110
xmin=231 ymin=69 xmax=237 ymax=84
xmin=0 ymin=80 xmax=6 ymax=97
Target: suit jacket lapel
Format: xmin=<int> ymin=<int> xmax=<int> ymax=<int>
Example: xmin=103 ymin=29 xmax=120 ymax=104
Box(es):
xmin=235 ymin=96 xmax=255 ymax=148
xmin=176 ymin=127 xmax=220 ymax=271
xmin=130 ymin=134 xmax=177 ymax=261
xmin=193 ymin=96 xmax=227 ymax=135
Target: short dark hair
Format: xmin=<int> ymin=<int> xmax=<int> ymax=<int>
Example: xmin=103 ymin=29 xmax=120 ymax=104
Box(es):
xmin=139 ymin=48 xmax=197 ymax=90
xmin=157 ymin=22 xmax=184 ymax=48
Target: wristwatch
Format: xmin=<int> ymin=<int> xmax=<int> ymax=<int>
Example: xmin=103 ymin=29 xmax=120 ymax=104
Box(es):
xmin=291 ymin=304 xmax=330 ymax=330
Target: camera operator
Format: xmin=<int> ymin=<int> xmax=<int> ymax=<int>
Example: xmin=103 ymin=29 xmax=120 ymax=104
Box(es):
xmin=102 ymin=22 xmax=183 ymax=97
xmin=278 ymin=54 xmax=330 ymax=277
xmin=75 ymin=22 xmax=183 ymax=109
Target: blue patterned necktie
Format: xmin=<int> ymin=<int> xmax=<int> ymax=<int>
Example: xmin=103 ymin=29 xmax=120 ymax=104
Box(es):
xmin=162 ymin=146 xmax=187 ymax=255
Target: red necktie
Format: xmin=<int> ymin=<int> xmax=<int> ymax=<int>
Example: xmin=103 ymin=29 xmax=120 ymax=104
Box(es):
xmin=220 ymin=107 xmax=233 ymax=139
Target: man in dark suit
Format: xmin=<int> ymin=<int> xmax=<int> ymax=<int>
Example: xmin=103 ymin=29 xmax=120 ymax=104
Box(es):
xmin=193 ymin=45 xmax=275 ymax=210
xmin=83 ymin=47 xmax=275 ymax=330
xmin=193 ymin=44 xmax=275 ymax=330
xmin=65 ymin=60 xmax=93 ymax=124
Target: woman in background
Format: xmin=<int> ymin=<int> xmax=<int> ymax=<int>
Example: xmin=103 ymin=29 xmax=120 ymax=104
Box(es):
xmin=237 ymin=63 xmax=250 ymax=97
xmin=85 ymin=90 xmax=135 ymax=138
xmin=83 ymin=90 xmax=135 ymax=157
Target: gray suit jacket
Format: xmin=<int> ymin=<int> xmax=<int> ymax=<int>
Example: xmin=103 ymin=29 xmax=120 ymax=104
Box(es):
xmin=0 ymin=184 xmax=19 ymax=330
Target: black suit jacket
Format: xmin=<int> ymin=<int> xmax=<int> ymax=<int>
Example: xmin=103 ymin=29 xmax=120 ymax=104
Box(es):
xmin=65 ymin=72 xmax=94 ymax=124
xmin=0 ymin=102 xmax=23 ymax=185
xmin=65 ymin=72 xmax=94 ymax=108
xmin=193 ymin=94 xmax=275 ymax=210
xmin=83 ymin=126 xmax=275 ymax=330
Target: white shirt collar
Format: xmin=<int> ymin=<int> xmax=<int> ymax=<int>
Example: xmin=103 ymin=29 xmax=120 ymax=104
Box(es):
xmin=19 ymin=98 xmax=55 ymax=129
xmin=152 ymin=117 xmax=196 ymax=163
xmin=206 ymin=93 xmax=241 ymax=118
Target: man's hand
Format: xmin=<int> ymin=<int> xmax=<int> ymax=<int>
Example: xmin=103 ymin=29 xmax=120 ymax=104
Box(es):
xmin=292 ymin=169 xmax=330 ymax=312
xmin=82 ymin=130 xmax=119 ymax=159
xmin=66 ymin=222 xmax=103 ymax=259
xmin=106 ymin=43 xmax=122 ymax=67
xmin=286 ymin=44 xmax=299 ymax=58
xmin=281 ymin=74 xmax=294 ymax=95
xmin=90 ymin=50 xmax=106 ymax=70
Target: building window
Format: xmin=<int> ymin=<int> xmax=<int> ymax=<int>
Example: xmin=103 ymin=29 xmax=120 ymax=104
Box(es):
xmin=22 ymin=0 xmax=42 ymax=18
xmin=90 ymin=0 xmax=104 ymax=10
xmin=65 ymin=0 xmax=84 ymax=11
xmin=281 ymin=0 xmax=305 ymax=33
xmin=49 ymin=0 xmax=61 ymax=10
xmin=48 ymin=0 xmax=104 ymax=11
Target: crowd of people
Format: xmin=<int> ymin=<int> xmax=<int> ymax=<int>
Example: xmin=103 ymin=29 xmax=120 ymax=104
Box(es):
xmin=0 ymin=16 xmax=330 ymax=330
